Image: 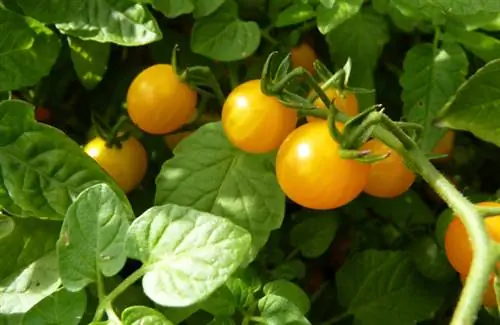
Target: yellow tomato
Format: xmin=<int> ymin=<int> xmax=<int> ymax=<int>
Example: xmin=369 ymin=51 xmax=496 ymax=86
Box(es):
xmin=432 ymin=130 xmax=455 ymax=163
xmin=445 ymin=202 xmax=500 ymax=276
xmin=363 ymin=139 xmax=416 ymax=198
xmin=84 ymin=136 xmax=148 ymax=193
xmin=307 ymin=88 xmax=359 ymax=122
xmin=290 ymin=42 xmax=317 ymax=74
xmin=276 ymin=121 xmax=370 ymax=210
xmin=127 ymin=64 xmax=198 ymax=135
xmin=222 ymin=79 xmax=298 ymax=153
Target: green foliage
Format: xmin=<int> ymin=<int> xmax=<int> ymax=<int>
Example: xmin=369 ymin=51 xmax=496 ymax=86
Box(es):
xmin=155 ymin=123 xmax=285 ymax=261
xmin=2 ymin=0 xmax=500 ymax=324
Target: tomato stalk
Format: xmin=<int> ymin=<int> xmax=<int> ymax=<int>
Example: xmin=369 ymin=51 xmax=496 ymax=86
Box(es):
xmin=261 ymin=53 xmax=497 ymax=325
xmin=93 ymin=266 xmax=146 ymax=322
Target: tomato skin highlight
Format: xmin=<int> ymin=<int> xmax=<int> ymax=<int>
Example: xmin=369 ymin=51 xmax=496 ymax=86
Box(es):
xmin=290 ymin=42 xmax=317 ymax=74
xmin=84 ymin=137 xmax=148 ymax=194
xmin=307 ymin=88 xmax=359 ymax=122
xmin=222 ymin=79 xmax=298 ymax=153
xmin=126 ymin=64 xmax=198 ymax=135
xmin=275 ymin=121 xmax=370 ymax=210
xmin=445 ymin=202 xmax=500 ymax=276
xmin=362 ymin=139 xmax=416 ymax=198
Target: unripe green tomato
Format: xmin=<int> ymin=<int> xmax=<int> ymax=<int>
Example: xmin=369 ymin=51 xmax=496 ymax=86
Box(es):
xmin=410 ymin=235 xmax=456 ymax=282
xmin=435 ymin=209 xmax=454 ymax=249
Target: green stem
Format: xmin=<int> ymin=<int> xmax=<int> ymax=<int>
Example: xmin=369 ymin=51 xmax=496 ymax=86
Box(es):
xmin=93 ymin=267 xmax=146 ymax=322
xmin=250 ymin=316 xmax=267 ymax=324
xmin=320 ymin=311 xmax=351 ymax=325
xmin=334 ymin=111 xmax=495 ymax=324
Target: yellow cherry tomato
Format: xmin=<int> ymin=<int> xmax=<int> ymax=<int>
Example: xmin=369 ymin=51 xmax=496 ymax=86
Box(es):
xmin=362 ymin=139 xmax=416 ymax=198
xmin=445 ymin=202 xmax=500 ymax=276
xmin=84 ymin=136 xmax=148 ymax=193
xmin=222 ymin=79 xmax=298 ymax=154
xmin=307 ymin=88 xmax=359 ymax=122
xmin=290 ymin=42 xmax=317 ymax=74
xmin=432 ymin=130 xmax=455 ymax=163
xmin=126 ymin=64 xmax=198 ymax=135
xmin=276 ymin=121 xmax=370 ymax=210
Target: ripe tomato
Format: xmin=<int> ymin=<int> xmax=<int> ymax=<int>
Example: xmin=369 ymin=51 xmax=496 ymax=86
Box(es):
xmin=222 ymin=79 xmax=297 ymax=153
xmin=84 ymin=136 xmax=148 ymax=193
xmin=432 ymin=130 xmax=455 ymax=163
xmin=126 ymin=64 xmax=198 ymax=135
xmin=460 ymin=273 xmax=497 ymax=307
xmin=290 ymin=42 xmax=317 ymax=74
xmin=362 ymin=139 xmax=416 ymax=198
xmin=445 ymin=202 xmax=500 ymax=276
xmin=35 ymin=106 xmax=51 ymax=123
xmin=275 ymin=121 xmax=370 ymax=210
xmin=307 ymin=88 xmax=359 ymax=122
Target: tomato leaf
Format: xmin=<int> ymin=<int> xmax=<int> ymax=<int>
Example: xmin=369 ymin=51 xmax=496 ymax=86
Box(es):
xmin=137 ymin=0 xmax=195 ymax=18
xmin=0 ymin=252 xmax=61 ymax=317
xmin=400 ymin=42 xmax=468 ymax=152
xmin=258 ymin=294 xmax=311 ymax=325
xmin=198 ymin=286 xmax=237 ymax=316
xmin=320 ymin=0 xmax=336 ymax=9
xmin=263 ymin=280 xmax=310 ymax=315
xmin=225 ymin=268 xmax=261 ymax=309
xmin=445 ymin=25 xmax=500 ymax=62
xmin=159 ymin=305 xmax=200 ymax=324
xmin=57 ymin=183 xmax=131 ymax=291
xmin=191 ymin=1 xmax=261 ymax=61
xmin=193 ymin=0 xmax=227 ymax=18
xmin=21 ymin=289 xmax=87 ymax=325
xmin=436 ymin=59 xmax=500 ymax=147
xmin=326 ymin=9 xmax=389 ymax=71
xmin=125 ymin=203 xmax=252 ymax=307
xmin=316 ymin=0 xmax=363 ymax=35
xmin=391 ymin=0 xmax=500 ymax=16
xmin=0 ymin=8 xmax=60 ymax=92
xmin=372 ymin=0 xmax=419 ymax=32
xmin=155 ymin=122 xmax=285 ymax=261
xmin=269 ymin=259 xmax=306 ymax=281
xmin=121 ymin=306 xmax=174 ymax=325
xmin=68 ymin=37 xmax=111 ymax=90
xmin=336 ymin=250 xmax=446 ymax=325
xmin=208 ymin=317 xmax=235 ymax=325
xmin=275 ymin=3 xmax=316 ymax=28
xmin=0 ymin=214 xmax=14 ymax=240
xmin=361 ymin=190 xmax=435 ymax=228
xmin=0 ymin=100 xmax=132 ymax=220
xmin=0 ymin=217 xmax=60 ymax=281
xmin=290 ymin=211 xmax=340 ymax=258
xmin=17 ymin=0 xmax=162 ymax=45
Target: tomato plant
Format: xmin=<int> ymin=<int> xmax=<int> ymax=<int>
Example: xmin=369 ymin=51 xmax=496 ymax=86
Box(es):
xmin=306 ymin=88 xmax=359 ymax=122
xmin=445 ymin=202 xmax=500 ymax=276
xmin=222 ymin=79 xmax=297 ymax=153
xmin=362 ymin=139 xmax=416 ymax=198
xmin=127 ymin=64 xmax=198 ymax=135
xmin=84 ymin=136 xmax=148 ymax=194
xmin=3 ymin=1 xmax=500 ymax=325
xmin=276 ymin=121 xmax=370 ymax=210
xmin=290 ymin=42 xmax=317 ymax=74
